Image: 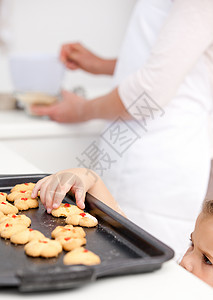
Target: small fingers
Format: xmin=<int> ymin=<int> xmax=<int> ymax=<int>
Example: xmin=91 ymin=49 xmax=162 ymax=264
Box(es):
xmin=70 ymin=175 xmax=86 ymax=209
xmin=42 ymin=175 xmax=64 ymax=213
xmin=44 ymin=190 xmax=54 ymax=214
xmin=51 ymin=172 xmax=76 ymax=209
xmin=51 ymin=187 xmax=67 ymax=209
xmin=31 ymin=176 xmax=50 ymax=198
xmin=39 ymin=179 xmax=50 ymax=210
xmin=75 ymin=188 xmax=86 ymax=209
xmin=35 ymin=175 xmax=58 ymax=212
xmin=33 ymin=171 xmax=85 ymax=213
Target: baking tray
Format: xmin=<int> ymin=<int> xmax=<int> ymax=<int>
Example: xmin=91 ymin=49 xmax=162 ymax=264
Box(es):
xmin=0 ymin=174 xmax=174 ymax=292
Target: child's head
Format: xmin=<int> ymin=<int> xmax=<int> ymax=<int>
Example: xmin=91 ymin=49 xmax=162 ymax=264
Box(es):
xmin=180 ymin=199 xmax=213 ymax=286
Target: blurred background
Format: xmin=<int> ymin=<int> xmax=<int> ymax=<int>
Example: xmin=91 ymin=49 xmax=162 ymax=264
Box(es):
xmin=0 ymin=0 xmax=136 ymax=95
xmin=0 ymin=0 xmax=137 ymax=174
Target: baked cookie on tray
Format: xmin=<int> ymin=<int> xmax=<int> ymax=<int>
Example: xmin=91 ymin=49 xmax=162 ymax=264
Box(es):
xmin=10 ymin=228 xmax=45 ymax=245
xmin=11 ymin=182 xmax=35 ymax=193
xmin=56 ymin=236 xmax=86 ymax=251
xmin=24 ymin=238 xmax=62 ymax=258
xmin=7 ymin=190 xmax=32 ymax=202
xmin=0 ymin=213 xmax=31 ymax=227
xmin=51 ymin=203 xmax=83 ymax=217
xmin=0 ymin=201 xmax=18 ymax=215
xmin=0 ymin=223 xmax=27 ymax=239
xmin=65 ymin=212 xmax=98 ymax=228
xmin=51 ymin=225 xmax=86 ymax=239
xmin=13 ymin=197 xmax=39 ymax=211
xmin=63 ymin=247 xmax=101 ymax=266
xmin=0 ymin=210 xmax=5 ymax=219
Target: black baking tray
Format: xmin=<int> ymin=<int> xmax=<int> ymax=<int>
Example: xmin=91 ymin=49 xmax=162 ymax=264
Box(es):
xmin=0 ymin=174 xmax=174 ymax=292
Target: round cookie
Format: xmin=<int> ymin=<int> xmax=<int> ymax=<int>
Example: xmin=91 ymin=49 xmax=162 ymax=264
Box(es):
xmin=7 ymin=190 xmax=32 ymax=202
xmin=14 ymin=197 xmax=39 ymax=211
xmin=63 ymin=247 xmax=101 ymax=266
xmin=0 ymin=214 xmax=31 ymax=227
xmin=11 ymin=182 xmax=35 ymax=193
xmin=56 ymin=236 xmax=86 ymax=251
xmin=51 ymin=225 xmax=86 ymax=239
xmin=10 ymin=228 xmax=45 ymax=245
xmin=24 ymin=238 xmax=62 ymax=258
xmin=0 ymin=210 xmax=5 ymax=219
xmin=0 ymin=201 xmax=19 ymax=215
xmin=51 ymin=203 xmax=83 ymax=218
xmin=65 ymin=212 xmax=98 ymax=228
xmin=0 ymin=223 xmax=27 ymax=239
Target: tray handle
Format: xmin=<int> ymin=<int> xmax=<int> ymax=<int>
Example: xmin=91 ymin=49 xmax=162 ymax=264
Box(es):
xmin=16 ymin=265 xmax=95 ymax=292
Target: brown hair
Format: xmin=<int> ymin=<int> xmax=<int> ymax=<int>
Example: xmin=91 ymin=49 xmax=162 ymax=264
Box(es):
xmin=202 ymin=199 xmax=213 ymax=215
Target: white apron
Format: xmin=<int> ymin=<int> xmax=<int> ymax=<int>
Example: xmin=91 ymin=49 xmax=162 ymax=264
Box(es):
xmin=99 ymin=0 xmax=213 ymax=259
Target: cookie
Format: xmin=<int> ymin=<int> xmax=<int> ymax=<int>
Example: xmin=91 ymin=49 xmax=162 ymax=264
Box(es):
xmin=65 ymin=212 xmax=98 ymax=227
xmin=0 ymin=223 xmax=27 ymax=239
xmin=51 ymin=225 xmax=86 ymax=239
xmin=24 ymin=238 xmax=62 ymax=258
xmin=11 ymin=182 xmax=35 ymax=193
xmin=10 ymin=228 xmax=45 ymax=245
xmin=63 ymin=247 xmax=101 ymax=266
xmin=0 ymin=201 xmax=19 ymax=215
xmin=0 ymin=192 xmax=7 ymax=202
xmin=14 ymin=197 xmax=39 ymax=211
xmin=7 ymin=190 xmax=32 ymax=202
xmin=0 ymin=214 xmax=31 ymax=227
xmin=56 ymin=236 xmax=86 ymax=251
xmin=0 ymin=215 xmax=8 ymax=223
xmin=51 ymin=203 xmax=83 ymax=217
xmin=0 ymin=210 xmax=5 ymax=219
xmin=0 ymin=216 xmax=29 ymax=231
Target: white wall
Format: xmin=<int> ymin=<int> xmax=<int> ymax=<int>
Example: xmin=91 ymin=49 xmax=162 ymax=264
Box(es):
xmin=0 ymin=0 xmax=136 ymax=94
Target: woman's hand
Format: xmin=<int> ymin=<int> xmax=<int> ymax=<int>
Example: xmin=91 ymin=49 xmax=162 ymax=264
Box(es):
xmin=60 ymin=42 xmax=116 ymax=75
xmin=31 ymin=168 xmax=97 ymax=213
xmin=30 ymin=90 xmax=88 ymax=123
xmin=31 ymin=88 xmax=132 ymax=124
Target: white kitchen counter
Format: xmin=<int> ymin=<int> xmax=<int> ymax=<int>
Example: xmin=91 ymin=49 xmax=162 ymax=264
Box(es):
xmin=0 ymin=142 xmax=41 ymax=174
xmin=0 ymin=110 xmax=105 ymax=139
xmin=0 ymin=142 xmax=212 ymax=299
xmin=1 ymin=260 xmax=212 ymax=299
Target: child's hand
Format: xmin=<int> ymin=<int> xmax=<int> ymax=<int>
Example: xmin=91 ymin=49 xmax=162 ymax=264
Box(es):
xmin=31 ymin=169 xmax=96 ymax=214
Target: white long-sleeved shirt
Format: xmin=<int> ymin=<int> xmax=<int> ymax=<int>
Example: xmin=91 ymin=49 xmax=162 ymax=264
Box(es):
xmin=118 ymin=0 xmax=213 ymax=118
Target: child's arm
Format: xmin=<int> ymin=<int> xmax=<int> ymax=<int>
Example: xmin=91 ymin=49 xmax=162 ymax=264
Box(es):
xmin=86 ymin=172 xmax=125 ymax=216
xmin=31 ymin=168 xmax=125 ymax=216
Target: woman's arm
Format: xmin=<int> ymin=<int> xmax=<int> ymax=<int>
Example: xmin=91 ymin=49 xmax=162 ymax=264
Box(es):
xmin=60 ymin=43 xmax=117 ymax=75
xmin=118 ymin=0 xmax=213 ymax=116
xmin=87 ymin=172 xmax=124 ymax=216
xmin=32 ymin=0 xmax=213 ymax=123
xmin=84 ymin=88 xmax=132 ymax=121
